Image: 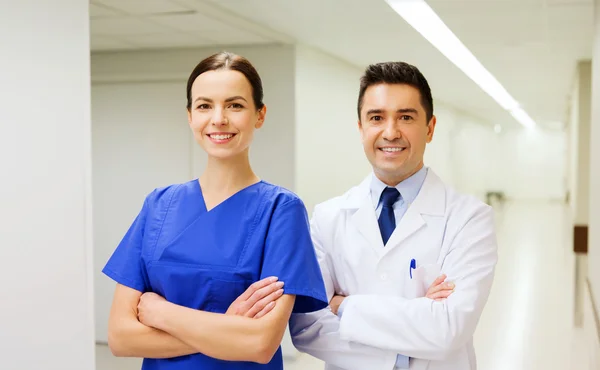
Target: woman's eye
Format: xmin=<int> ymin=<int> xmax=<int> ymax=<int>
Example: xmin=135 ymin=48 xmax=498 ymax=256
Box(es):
xmin=197 ymin=104 xmax=210 ymax=110
xmin=229 ymin=103 xmax=243 ymax=109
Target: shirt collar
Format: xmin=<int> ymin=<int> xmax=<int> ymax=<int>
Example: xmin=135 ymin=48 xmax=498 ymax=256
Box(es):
xmin=370 ymin=166 xmax=428 ymax=208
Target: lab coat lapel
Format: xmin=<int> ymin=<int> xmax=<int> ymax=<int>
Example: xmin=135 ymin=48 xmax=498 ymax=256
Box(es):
xmin=351 ymin=194 xmax=384 ymax=255
xmin=343 ymin=176 xmax=384 ymax=256
xmin=382 ymin=170 xmax=446 ymax=257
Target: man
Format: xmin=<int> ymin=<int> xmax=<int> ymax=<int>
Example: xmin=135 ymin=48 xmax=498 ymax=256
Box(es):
xmin=289 ymin=61 xmax=498 ymax=370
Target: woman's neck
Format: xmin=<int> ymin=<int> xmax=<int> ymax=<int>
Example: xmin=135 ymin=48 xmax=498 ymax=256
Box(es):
xmin=199 ymin=151 xmax=259 ymax=195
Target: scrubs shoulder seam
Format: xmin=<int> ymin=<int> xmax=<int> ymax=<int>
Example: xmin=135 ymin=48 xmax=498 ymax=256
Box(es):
xmin=148 ymin=184 xmax=180 ymax=260
xmin=278 ymin=196 xmax=302 ymax=208
xmin=236 ymin=187 xmax=271 ymax=266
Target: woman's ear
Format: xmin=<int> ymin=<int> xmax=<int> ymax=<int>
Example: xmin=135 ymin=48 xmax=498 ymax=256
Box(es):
xmin=255 ymin=105 xmax=267 ymax=129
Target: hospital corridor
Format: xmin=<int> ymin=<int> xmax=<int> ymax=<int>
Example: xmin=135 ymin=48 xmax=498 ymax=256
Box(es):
xmin=4 ymin=1 xmax=600 ymax=369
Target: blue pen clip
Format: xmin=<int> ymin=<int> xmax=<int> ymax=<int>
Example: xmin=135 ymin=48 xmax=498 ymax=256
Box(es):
xmin=409 ymin=259 xmax=416 ymax=279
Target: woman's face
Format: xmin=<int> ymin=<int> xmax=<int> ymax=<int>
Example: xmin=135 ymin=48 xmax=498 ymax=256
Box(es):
xmin=187 ymin=69 xmax=266 ymax=160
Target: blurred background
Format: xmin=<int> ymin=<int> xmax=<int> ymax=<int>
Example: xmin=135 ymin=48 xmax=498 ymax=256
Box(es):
xmin=2 ymin=0 xmax=600 ymax=369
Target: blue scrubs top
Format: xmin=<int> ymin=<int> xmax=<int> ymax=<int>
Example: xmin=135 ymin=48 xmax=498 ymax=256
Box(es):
xmin=102 ymin=180 xmax=328 ymax=370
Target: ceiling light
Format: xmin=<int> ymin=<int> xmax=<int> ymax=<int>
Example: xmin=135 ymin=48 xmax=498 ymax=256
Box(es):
xmin=384 ymin=0 xmax=536 ymax=129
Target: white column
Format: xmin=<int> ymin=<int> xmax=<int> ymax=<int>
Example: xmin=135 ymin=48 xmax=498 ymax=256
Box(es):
xmin=570 ymin=62 xmax=592 ymax=328
xmin=0 ymin=1 xmax=95 ymax=369
xmin=589 ymin=0 xmax=600 ymax=311
xmin=576 ymin=62 xmax=592 ymax=230
xmin=584 ymin=0 xmax=600 ymax=366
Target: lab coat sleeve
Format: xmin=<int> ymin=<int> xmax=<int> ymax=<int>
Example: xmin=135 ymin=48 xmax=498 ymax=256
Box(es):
xmin=289 ymin=205 xmax=398 ymax=370
xmin=338 ymin=205 xmax=498 ymax=361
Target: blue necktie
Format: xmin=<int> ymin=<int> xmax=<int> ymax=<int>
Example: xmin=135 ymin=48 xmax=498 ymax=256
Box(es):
xmin=378 ymin=187 xmax=400 ymax=245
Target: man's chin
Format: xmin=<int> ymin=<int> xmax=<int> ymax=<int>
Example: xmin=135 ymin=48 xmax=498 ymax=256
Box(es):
xmin=374 ymin=167 xmax=408 ymax=182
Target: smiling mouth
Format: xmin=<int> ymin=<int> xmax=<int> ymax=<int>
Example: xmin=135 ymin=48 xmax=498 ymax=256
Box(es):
xmin=379 ymin=147 xmax=406 ymax=153
xmin=208 ymin=133 xmax=236 ymax=140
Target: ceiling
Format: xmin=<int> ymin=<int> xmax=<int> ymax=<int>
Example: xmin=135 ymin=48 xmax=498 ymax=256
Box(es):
xmin=89 ymin=0 xmax=288 ymax=50
xmin=90 ymin=0 xmax=595 ymax=130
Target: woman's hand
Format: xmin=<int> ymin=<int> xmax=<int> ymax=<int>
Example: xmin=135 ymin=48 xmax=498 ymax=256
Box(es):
xmin=329 ymin=295 xmax=345 ymax=316
xmin=137 ymin=292 xmax=168 ymax=329
xmin=226 ymin=276 xmax=285 ymax=319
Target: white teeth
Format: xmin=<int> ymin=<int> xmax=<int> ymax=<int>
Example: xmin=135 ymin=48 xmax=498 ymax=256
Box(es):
xmin=381 ymin=147 xmax=404 ymax=152
xmin=211 ymin=134 xmax=233 ymax=140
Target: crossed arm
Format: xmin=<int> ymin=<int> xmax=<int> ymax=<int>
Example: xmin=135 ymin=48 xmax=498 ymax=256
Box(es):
xmin=292 ymin=205 xmax=497 ymax=362
xmin=108 ymin=277 xmax=292 ymax=364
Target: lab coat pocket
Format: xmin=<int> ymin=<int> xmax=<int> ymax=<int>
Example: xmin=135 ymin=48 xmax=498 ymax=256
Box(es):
xmin=404 ymin=263 xmax=442 ymax=299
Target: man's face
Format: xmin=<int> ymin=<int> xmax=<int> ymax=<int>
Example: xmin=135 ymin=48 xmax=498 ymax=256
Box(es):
xmin=358 ymin=83 xmax=436 ymax=185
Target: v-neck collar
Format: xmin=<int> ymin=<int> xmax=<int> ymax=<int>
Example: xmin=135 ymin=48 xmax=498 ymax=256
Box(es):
xmin=196 ymin=179 xmax=264 ymax=213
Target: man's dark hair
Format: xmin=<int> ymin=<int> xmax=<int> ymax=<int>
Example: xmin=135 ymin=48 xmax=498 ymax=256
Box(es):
xmin=357 ymin=62 xmax=434 ymax=122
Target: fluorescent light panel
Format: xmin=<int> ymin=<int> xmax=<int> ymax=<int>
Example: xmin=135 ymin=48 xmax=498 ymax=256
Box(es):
xmin=385 ymin=0 xmax=535 ymax=129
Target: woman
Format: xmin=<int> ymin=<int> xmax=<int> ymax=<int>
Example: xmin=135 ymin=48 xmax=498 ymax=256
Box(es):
xmin=102 ymin=51 xmax=328 ymax=369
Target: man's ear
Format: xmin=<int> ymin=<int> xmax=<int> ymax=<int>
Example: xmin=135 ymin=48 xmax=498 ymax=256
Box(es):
xmin=358 ymin=119 xmax=365 ymax=141
xmin=426 ymin=115 xmax=437 ymax=143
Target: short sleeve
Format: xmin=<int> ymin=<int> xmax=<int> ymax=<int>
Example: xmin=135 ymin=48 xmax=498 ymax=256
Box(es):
xmin=101 ymin=194 xmax=152 ymax=293
xmin=260 ymin=198 xmax=328 ymax=313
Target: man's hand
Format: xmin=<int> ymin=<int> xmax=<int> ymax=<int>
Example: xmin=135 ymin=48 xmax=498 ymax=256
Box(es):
xmin=329 ymin=295 xmax=346 ymax=316
xmin=426 ymin=274 xmax=455 ymax=301
xmin=226 ymin=276 xmax=285 ymax=318
xmin=328 ymin=274 xmax=454 ymax=317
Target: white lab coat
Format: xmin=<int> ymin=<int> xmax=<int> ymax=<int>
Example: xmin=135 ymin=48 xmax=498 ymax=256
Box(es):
xmin=290 ymin=169 xmax=498 ymax=370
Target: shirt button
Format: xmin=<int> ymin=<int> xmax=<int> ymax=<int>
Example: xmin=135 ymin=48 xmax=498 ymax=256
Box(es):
xmin=380 ymin=273 xmax=388 ymax=281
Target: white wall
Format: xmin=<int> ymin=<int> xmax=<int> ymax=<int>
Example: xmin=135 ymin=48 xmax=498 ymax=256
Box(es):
xmin=426 ymin=107 xmax=567 ymax=203
xmin=452 ymin=122 xmax=567 ymax=201
xmin=294 ymin=45 xmax=370 ymax=214
xmin=424 ymin=105 xmax=458 ymax=186
xmin=92 ymin=81 xmax=192 ymax=343
xmin=0 ymin=1 xmax=95 ymax=369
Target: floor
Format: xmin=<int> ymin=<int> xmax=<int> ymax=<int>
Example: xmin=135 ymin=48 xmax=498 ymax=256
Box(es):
xmin=472 ymin=200 xmax=587 ymax=370
xmin=96 ymin=200 xmax=587 ymax=370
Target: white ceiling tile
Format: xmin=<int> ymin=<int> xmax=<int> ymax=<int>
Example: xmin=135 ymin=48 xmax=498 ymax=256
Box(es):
xmin=119 ymin=33 xmax=214 ymax=49
xmin=206 ymin=27 xmax=271 ymax=45
xmin=429 ymin=2 xmax=549 ymax=44
xmin=149 ymin=12 xmax=272 ymax=45
xmin=93 ymin=0 xmax=193 ymax=15
xmin=89 ymin=3 xmax=124 ymax=18
xmin=91 ymin=17 xmax=175 ymax=36
xmin=147 ymin=13 xmax=231 ymax=32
